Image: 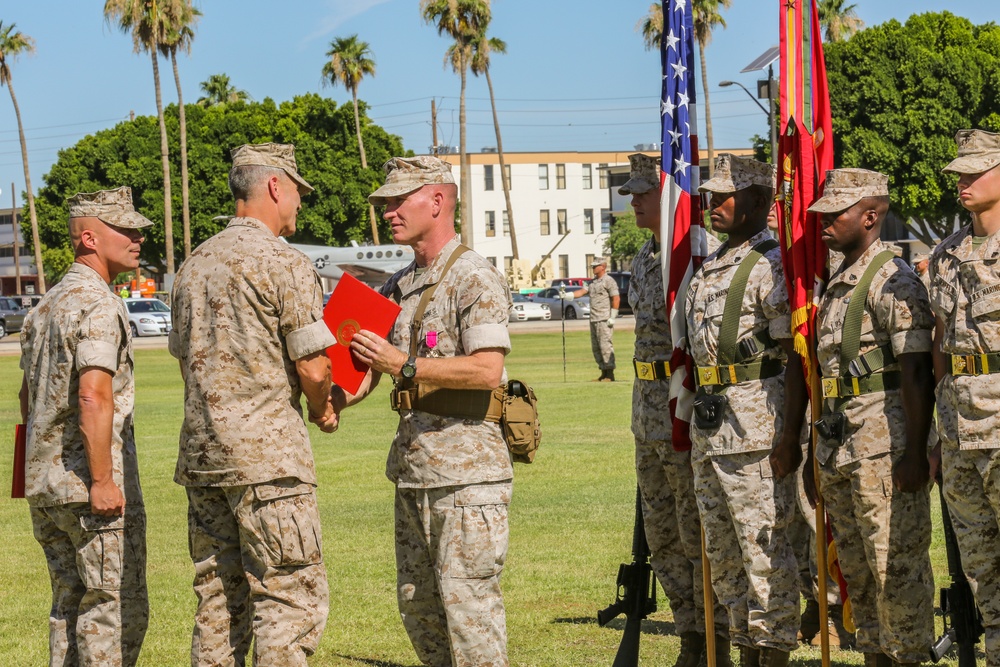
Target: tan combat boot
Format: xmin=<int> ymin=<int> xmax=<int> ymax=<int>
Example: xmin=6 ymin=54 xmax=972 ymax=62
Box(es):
xmin=673 ymin=631 xmax=705 ymax=667
xmin=798 ymin=599 xmax=820 ymax=644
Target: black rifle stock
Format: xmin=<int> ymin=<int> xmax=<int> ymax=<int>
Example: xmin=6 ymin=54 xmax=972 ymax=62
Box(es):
xmin=597 ymin=486 xmax=657 ymax=667
xmin=930 ymin=484 xmax=983 ymax=665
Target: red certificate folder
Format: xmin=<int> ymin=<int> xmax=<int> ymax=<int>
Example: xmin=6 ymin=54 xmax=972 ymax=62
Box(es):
xmin=323 ymin=274 xmax=401 ymax=394
xmin=12 ymin=424 xmax=26 ymax=499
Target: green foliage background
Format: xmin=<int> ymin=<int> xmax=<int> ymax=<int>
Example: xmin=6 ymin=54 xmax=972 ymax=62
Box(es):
xmin=30 ymin=95 xmax=408 ymax=281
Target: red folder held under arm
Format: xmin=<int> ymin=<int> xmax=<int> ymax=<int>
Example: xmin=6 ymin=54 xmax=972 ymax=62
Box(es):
xmin=323 ymin=274 xmax=401 ymax=395
xmin=12 ymin=424 xmax=25 ymax=499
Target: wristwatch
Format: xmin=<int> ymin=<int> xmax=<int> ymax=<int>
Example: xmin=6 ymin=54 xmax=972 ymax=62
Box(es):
xmin=400 ymin=355 xmax=417 ymax=379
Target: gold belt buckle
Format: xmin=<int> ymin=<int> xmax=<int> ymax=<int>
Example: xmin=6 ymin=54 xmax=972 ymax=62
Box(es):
xmin=634 ymin=360 xmax=655 ymax=380
xmin=952 ymin=354 xmax=973 ymax=376
xmin=821 ymin=377 xmax=839 ymax=398
xmin=698 ymin=366 xmax=721 ymax=386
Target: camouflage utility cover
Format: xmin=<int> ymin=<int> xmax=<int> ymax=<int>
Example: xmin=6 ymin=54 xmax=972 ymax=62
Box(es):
xmin=67 ymin=186 xmax=153 ymax=229
xmin=231 ymin=142 xmax=314 ymax=193
xmin=618 ymin=153 xmax=660 ymax=195
xmin=943 ymin=129 xmax=1000 ymax=174
xmin=808 ymin=168 xmax=890 ymax=214
xmin=699 ymin=154 xmax=776 ymax=194
xmin=369 ymin=156 xmax=456 ymax=205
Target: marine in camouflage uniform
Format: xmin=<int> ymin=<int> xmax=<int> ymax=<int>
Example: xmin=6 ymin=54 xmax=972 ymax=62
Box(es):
xmin=685 ymin=155 xmax=802 ymax=667
xmin=340 ymin=156 xmax=514 ymax=667
xmin=621 ymin=153 xmax=728 ymax=667
xmin=576 ymin=258 xmax=620 ymax=381
xmin=930 ymin=129 xmax=1000 ymax=667
xmin=170 ymin=144 xmax=338 ymax=667
xmin=19 ymin=187 xmax=150 ymax=667
xmin=807 ymin=169 xmax=936 ymax=666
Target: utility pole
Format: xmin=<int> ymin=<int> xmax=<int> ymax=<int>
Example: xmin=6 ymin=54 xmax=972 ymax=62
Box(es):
xmin=11 ymin=182 xmax=22 ymax=295
xmin=431 ymin=99 xmax=439 ymax=156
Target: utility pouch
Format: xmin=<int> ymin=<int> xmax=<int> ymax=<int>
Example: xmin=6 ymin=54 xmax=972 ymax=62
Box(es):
xmin=814 ymin=412 xmax=845 ymax=442
xmin=693 ymin=392 xmax=728 ymax=430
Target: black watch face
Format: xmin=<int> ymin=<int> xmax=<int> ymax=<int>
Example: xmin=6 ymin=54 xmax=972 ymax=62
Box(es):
xmin=402 ymin=362 xmax=416 ymax=378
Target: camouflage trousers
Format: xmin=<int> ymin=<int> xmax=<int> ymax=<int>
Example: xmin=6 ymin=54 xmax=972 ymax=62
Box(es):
xmin=636 ymin=438 xmax=726 ymax=636
xmin=589 ymin=321 xmax=615 ymax=370
xmin=788 ymin=441 xmax=841 ymax=606
xmin=395 ymin=481 xmax=512 ymax=667
xmin=819 ymin=451 xmax=934 ymax=661
xmin=186 ymin=479 xmax=329 ymax=667
xmin=941 ymin=437 xmax=1000 ymax=666
xmin=30 ymin=502 xmax=148 ymax=667
xmin=692 ymin=449 xmax=799 ymax=651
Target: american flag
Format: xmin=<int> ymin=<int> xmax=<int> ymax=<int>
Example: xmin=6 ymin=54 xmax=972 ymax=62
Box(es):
xmin=660 ymin=0 xmax=708 ymax=451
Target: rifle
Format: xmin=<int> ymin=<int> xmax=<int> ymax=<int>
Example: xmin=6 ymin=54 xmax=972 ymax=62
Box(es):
xmin=930 ymin=484 xmax=983 ymax=665
xmin=597 ymin=485 xmax=657 ymax=667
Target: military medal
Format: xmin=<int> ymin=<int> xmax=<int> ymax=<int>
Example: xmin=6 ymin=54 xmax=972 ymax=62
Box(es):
xmin=425 ymin=331 xmax=438 ymax=348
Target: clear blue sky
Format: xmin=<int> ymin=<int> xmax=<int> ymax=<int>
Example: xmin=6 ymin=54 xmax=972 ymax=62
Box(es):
xmin=1 ymin=0 xmax=998 ymax=203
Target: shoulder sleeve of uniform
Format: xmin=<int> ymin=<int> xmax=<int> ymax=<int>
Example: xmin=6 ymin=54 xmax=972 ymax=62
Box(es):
xmin=278 ymin=248 xmax=335 ymax=360
xmin=605 ymin=275 xmax=620 ymax=297
xmin=76 ymin=295 xmax=124 ymax=372
xmin=875 ymin=262 xmax=934 ymax=356
xmin=761 ymin=253 xmax=792 ymax=340
xmin=454 ymin=255 xmax=512 ymax=354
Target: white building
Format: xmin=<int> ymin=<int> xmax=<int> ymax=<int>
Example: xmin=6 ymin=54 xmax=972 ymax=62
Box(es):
xmin=0 ymin=206 xmax=40 ymax=296
xmin=440 ymin=148 xmax=753 ymax=281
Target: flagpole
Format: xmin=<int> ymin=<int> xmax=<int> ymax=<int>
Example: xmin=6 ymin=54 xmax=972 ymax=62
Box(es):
xmin=812 ymin=370 xmax=830 ymax=667
xmin=701 ymin=527 xmax=716 ymax=667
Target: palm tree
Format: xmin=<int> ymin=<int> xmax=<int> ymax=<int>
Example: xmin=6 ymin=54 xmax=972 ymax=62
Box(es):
xmin=197 ymin=73 xmax=249 ymax=106
xmin=639 ymin=1 xmax=732 ymax=176
xmin=468 ymin=32 xmax=519 ymax=259
xmin=818 ymin=0 xmax=864 ymax=42
xmin=421 ymin=0 xmax=491 ymax=246
xmin=160 ymin=1 xmax=200 ymax=260
xmin=104 ymin=0 xmax=177 ymax=277
xmin=0 ymin=22 xmax=45 ymax=292
xmin=322 ymin=35 xmax=380 ymax=244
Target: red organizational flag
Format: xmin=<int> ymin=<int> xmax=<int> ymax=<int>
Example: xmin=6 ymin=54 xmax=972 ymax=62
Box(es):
xmin=660 ymin=0 xmax=710 ymax=452
xmin=778 ymin=0 xmax=833 ymax=378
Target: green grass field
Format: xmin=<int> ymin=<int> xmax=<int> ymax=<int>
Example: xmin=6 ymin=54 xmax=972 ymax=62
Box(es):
xmin=0 ymin=329 xmax=960 ymax=665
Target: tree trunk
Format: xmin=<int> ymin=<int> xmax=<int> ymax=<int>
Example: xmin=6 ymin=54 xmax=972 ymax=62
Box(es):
xmin=171 ymin=49 xmax=191 ymax=260
xmin=152 ymin=49 xmax=174 ymax=277
xmin=353 ymin=87 xmax=380 ymax=245
xmin=7 ymin=79 xmax=46 ymax=293
xmin=698 ymin=39 xmax=715 ymax=177
xmin=459 ymin=54 xmax=471 ymax=246
xmin=485 ymin=66 xmax=517 ymax=259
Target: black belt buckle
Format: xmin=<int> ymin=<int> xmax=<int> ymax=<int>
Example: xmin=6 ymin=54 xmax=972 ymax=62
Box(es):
xmin=693 ymin=391 xmax=728 ymax=430
xmin=814 ymin=412 xmax=845 ymax=442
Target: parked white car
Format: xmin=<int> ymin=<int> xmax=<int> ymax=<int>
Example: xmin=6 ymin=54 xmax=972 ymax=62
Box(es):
xmin=509 ymin=293 xmax=551 ymax=322
xmin=124 ymin=297 xmax=172 ymax=337
xmin=529 ymin=287 xmax=590 ymax=320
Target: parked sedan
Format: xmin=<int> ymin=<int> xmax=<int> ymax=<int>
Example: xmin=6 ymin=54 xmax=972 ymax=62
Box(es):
xmin=530 ymin=287 xmax=591 ymax=320
xmin=509 ymin=293 xmax=551 ymax=322
xmin=124 ymin=297 xmax=172 ymax=337
xmin=0 ymin=296 xmax=28 ymax=338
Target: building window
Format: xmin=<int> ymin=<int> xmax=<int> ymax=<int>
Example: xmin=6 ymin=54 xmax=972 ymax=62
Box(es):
xmin=556 ymin=164 xmax=566 ymax=189
xmin=540 ymin=209 xmax=550 ymax=235
xmin=599 ymin=163 xmax=609 ymax=189
xmin=601 ymin=209 xmax=611 ymax=234
xmin=582 ymin=164 xmax=592 ymax=189
xmin=502 ymin=210 xmax=510 ymax=236
xmin=538 ymin=164 xmax=549 ymax=190
xmin=485 ymin=210 xmax=496 ymax=237
xmin=558 ymin=254 xmax=569 ymax=278
xmin=504 ymin=164 xmax=512 ymax=189
xmin=487 ymin=256 xmax=497 ymax=267
xmin=557 ymin=209 xmax=568 ymax=235
xmin=484 ymin=165 xmax=494 ymax=191
xmin=584 ymin=209 xmax=594 ymax=234
xmin=585 ymin=254 xmax=595 ymax=277
xmin=503 ymin=256 xmax=513 ymax=274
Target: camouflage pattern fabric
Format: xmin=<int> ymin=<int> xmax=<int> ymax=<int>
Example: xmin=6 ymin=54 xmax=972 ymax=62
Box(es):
xmin=20 ymin=263 xmax=142 ymax=508
xmin=19 ymin=263 xmax=147 ymax=665
xmin=930 ymin=223 xmax=1000 ymax=664
xmin=380 ymin=235 xmax=513 ymax=488
xmin=169 ymin=216 xmax=335 ymax=487
xmin=380 ymin=235 xmax=513 ymax=665
xmin=631 ymin=238 xmax=725 ymax=635
xmin=187 ymin=481 xmax=329 ymax=667
xmin=590 ymin=321 xmax=616 ymax=371
xmin=685 ymin=230 xmax=798 ymax=650
xmin=818 ymin=452 xmax=933 ymax=661
xmin=586 ymin=273 xmax=619 ymax=322
xmin=788 ymin=433 xmax=841 ymax=605
xmin=30 ymin=504 xmax=147 ymax=667
xmin=815 ymin=240 xmax=935 ymax=467
xmin=685 ymin=229 xmax=793 ymax=455
xmin=692 ymin=450 xmax=799 ymax=651
xmin=395 ymin=482 xmax=512 ymax=667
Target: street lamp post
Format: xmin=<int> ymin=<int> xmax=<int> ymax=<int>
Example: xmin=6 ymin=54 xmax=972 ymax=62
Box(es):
xmin=720 ymin=79 xmax=776 ymax=165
